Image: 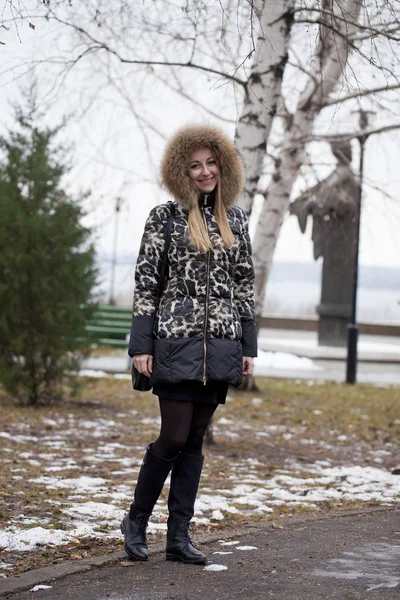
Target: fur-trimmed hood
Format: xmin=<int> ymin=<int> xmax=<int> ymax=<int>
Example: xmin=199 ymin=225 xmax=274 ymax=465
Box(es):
xmin=160 ymin=124 xmax=245 ymax=210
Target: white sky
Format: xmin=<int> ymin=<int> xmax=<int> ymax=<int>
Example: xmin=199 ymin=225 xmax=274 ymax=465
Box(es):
xmin=1 ymin=12 xmax=400 ymax=270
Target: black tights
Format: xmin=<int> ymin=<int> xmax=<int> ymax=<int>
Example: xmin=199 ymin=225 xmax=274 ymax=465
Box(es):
xmin=152 ymin=398 xmax=218 ymax=459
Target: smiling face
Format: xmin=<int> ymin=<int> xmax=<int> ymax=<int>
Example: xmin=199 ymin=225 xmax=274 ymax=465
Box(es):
xmin=187 ymin=148 xmax=220 ymax=194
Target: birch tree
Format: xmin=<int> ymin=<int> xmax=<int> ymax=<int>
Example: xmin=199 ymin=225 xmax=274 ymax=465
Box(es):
xmin=235 ymin=0 xmax=295 ymax=216
xmin=242 ymin=0 xmax=400 ymax=322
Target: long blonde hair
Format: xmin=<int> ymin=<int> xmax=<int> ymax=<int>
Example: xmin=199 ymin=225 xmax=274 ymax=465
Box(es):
xmin=188 ymin=183 xmax=235 ymax=252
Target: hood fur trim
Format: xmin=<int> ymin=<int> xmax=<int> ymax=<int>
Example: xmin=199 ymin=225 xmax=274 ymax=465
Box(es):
xmin=160 ymin=124 xmax=245 ymax=210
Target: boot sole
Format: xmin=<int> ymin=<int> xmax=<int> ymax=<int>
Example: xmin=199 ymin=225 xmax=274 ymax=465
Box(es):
xmin=166 ymin=552 xmax=207 ymax=565
xmin=124 ymin=545 xmax=148 ymax=561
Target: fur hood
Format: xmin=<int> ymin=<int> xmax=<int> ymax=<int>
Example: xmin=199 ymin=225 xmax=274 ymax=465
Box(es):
xmin=160 ymin=124 xmax=245 ymax=210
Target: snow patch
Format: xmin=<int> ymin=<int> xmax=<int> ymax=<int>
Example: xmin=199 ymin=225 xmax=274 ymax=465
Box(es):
xmin=211 ymin=510 xmax=224 ymax=520
xmin=220 ymin=540 xmax=240 ymax=546
xmin=204 ymin=564 xmax=228 ymax=571
xmin=32 ymin=476 xmax=107 ymax=491
xmin=254 ymin=349 xmax=321 ymax=371
xmin=30 ymin=585 xmax=53 ymax=592
xmin=217 ymin=418 xmax=234 ymax=425
xmin=252 ymin=398 xmax=263 ymax=405
xmin=0 ymin=523 xmax=95 ymax=552
xmin=64 ymin=502 xmax=123 ymax=522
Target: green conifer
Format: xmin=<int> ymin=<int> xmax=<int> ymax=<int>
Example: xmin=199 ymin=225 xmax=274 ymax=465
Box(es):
xmin=0 ymin=102 xmax=97 ymax=404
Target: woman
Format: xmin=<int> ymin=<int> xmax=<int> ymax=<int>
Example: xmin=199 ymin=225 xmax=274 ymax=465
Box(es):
xmin=122 ymin=124 xmax=257 ymax=565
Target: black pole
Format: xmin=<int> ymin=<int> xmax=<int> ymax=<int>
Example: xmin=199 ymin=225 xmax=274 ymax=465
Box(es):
xmin=109 ymin=197 xmax=121 ymax=306
xmin=346 ymin=132 xmax=367 ymax=384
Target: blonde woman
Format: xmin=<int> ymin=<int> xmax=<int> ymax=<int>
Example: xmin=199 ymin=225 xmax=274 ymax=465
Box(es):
xmin=122 ymin=124 xmax=257 ymax=565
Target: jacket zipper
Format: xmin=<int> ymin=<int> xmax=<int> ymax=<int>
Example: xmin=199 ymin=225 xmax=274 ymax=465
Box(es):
xmin=202 ymin=206 xmax=211 ymax=385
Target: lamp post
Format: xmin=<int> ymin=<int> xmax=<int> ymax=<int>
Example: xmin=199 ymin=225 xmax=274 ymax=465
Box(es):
xmin=109 ymin=196 xmax=122 ymax=306
xmin=346 ymin=110 xmax=374 ymax=384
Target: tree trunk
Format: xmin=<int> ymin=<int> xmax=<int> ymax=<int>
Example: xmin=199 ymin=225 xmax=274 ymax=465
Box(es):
xmin=235 ymin=0 xmax=295 ymax=216
xmin=27 ymin=360 xmax=39 ymax=406
xmin=237 ymin=373 xmax=259 ymax=392
xmin=252 ymin=140 xmax=307 ymax=316
xmin=205 ymin=418 xmax=215 ymax=446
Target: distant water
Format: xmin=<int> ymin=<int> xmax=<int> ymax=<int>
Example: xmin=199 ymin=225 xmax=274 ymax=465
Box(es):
xmin=263 ymin=281 xmax=400 ymax=322
xmin=96 ymin=259 xmax=400 ymax=324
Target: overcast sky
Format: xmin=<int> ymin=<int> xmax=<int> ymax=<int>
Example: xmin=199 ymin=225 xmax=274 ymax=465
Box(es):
xmin=1 ymin=10 xmax=400 ymax=271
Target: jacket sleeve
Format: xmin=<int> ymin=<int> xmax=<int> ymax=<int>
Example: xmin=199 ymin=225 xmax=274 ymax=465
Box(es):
xmin=128 ymin=204 xmax=169 ymax=357
xmin=233 ymin=208 xmax=258 ymax=357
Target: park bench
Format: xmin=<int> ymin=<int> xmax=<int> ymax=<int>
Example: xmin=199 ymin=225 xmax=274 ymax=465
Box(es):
xmin=79 ymin=304 xmax=132 ymax=348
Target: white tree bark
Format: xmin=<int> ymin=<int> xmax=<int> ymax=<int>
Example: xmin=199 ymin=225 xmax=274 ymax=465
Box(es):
xmin=235 ymin=0 xmax=295 ymax=216
xmin=251 ymin=0 xmax=363 ymax=319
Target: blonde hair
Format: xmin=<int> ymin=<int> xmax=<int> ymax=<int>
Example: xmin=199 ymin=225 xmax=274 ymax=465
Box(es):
xmin=188 ymin=183 xmax=235 ymax=252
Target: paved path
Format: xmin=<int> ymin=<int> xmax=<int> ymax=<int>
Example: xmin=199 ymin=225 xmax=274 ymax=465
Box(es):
xmin=258 ymin=329 xmax=400 ymax=362
xmin=2 ymin=508 xmax=399 ymax=599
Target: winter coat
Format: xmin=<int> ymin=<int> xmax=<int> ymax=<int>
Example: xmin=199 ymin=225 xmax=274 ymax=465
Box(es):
xmin=128 ymin=125 xmax=257 ymax=387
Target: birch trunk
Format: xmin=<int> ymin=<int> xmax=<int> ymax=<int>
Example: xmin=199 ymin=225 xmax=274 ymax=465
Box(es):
xmin=252 ymin=0 xmax=363 ymax=320
xmin=235 ymin=0 xmax=295 ymax=216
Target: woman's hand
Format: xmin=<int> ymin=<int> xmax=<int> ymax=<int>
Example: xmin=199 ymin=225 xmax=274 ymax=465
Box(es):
xmin=132 ymin=354 xmax=153 ymax=378
xmin=243 ymin=356 xmax=254 ymax=376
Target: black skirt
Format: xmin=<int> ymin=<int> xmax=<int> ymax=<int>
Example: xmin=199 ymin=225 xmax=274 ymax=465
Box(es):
xmin=152 ymin=380 xmax=229 ymax=405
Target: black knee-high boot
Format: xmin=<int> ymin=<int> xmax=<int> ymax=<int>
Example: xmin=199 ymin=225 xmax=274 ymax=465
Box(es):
xmin=166 ymin=451 xmax=207 ymax=564
xmin=121 ymin=444 xmax=177 ymax=561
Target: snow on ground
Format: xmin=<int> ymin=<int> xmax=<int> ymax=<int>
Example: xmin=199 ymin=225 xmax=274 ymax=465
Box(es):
xmin=79 ymin=369 xmax=131 ymax=379
xmin=254 ymin=350 xmax=321 ymax=371
xmin=1 ymin=409 xmax=399 ymax=569
xmin=30 ymin=585 xmax=53 ymax=592
xmin=204 ymin=564 xmax=228 ymax=571
xmin=0 ymin=523 xmax=96 ymax=552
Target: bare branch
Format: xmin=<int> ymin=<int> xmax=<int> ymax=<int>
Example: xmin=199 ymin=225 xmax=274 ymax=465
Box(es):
xmin=322 ymin=82 xmax=400 ymax=107
xmin=151 ymin=69 xmax=235 ymax=124
xmin=44 ymin=9 xmax=248 ymax=87
xmin=1 ymin=0 xmax=35 ymax=32
xmin=293 ymin=6 xmax=399 ymax=39
xmin=306 ymin=123 xmax=400 ymax=143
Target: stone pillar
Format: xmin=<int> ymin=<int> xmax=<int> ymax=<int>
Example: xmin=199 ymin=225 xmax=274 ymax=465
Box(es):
xmin=316 ymin=212 xmax=356 ymax=346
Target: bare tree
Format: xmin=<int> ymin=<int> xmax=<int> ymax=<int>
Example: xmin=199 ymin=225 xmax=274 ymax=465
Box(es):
xmin=242 ymin=0 xmax=400 ymax=323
